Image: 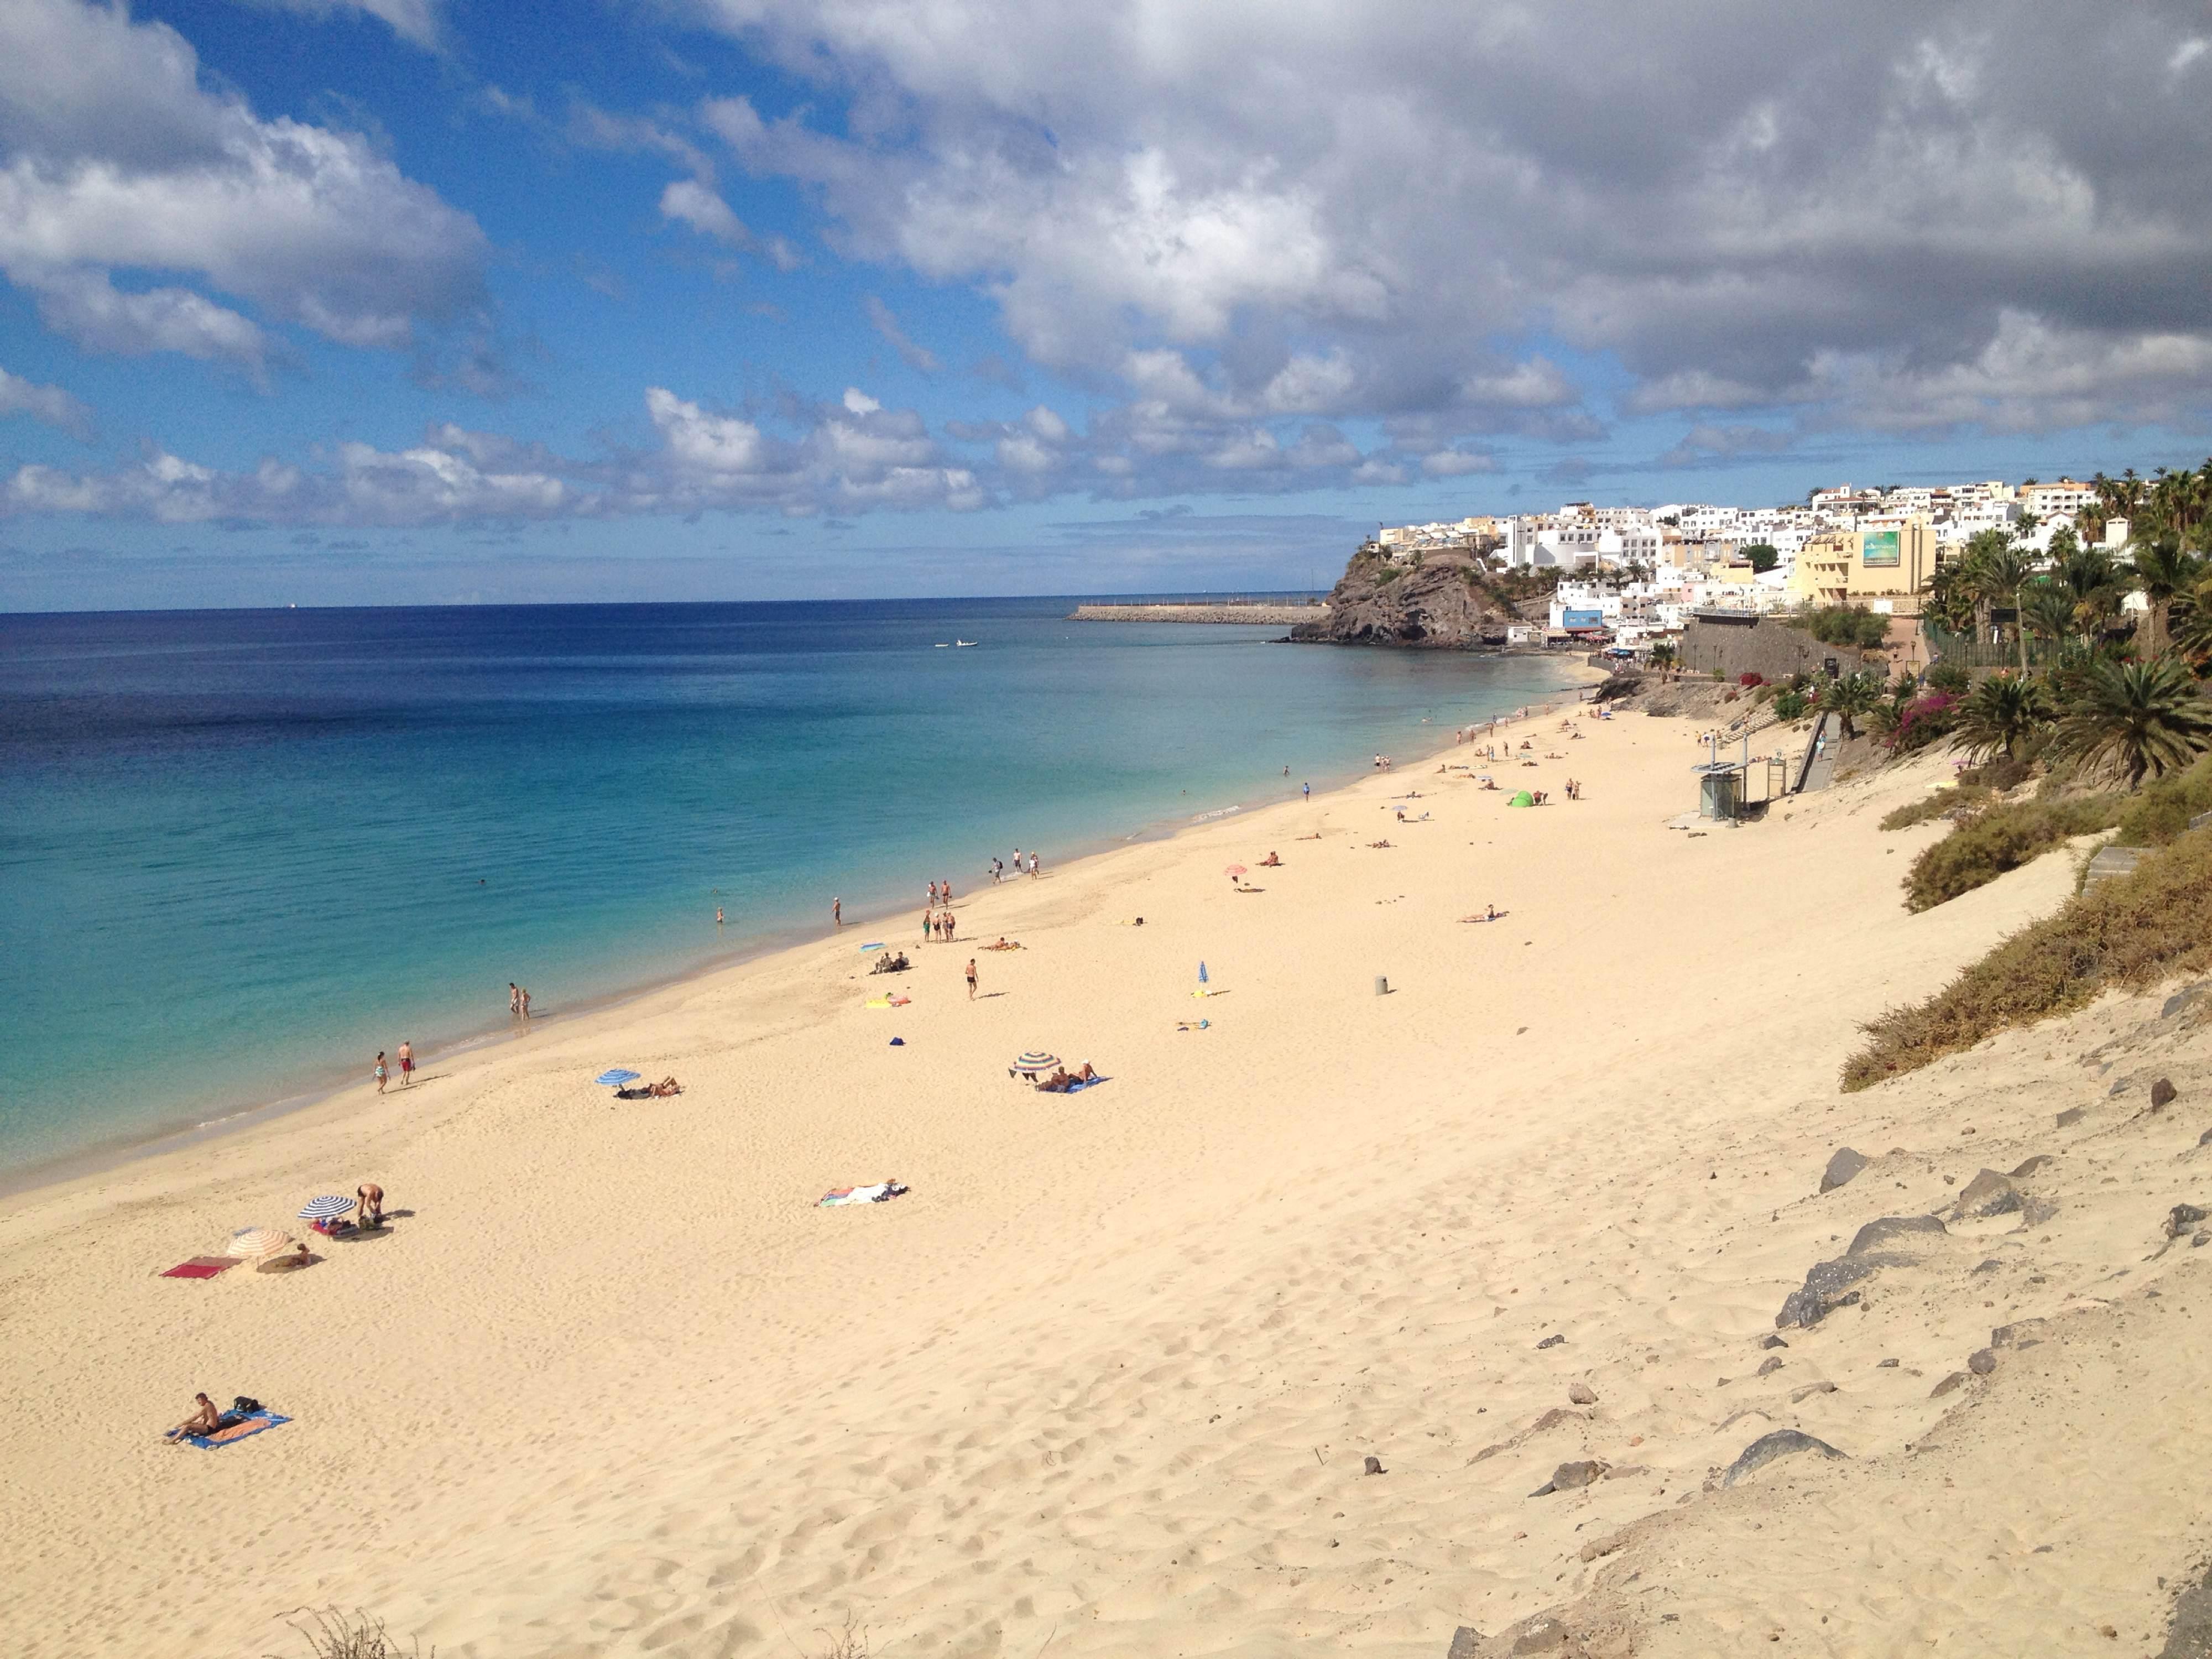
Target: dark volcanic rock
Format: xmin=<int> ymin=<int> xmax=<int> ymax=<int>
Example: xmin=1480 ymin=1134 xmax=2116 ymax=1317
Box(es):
xmin=1820 ymin=1147 xmax=1870 ymax=1193
xmin=1931 ymin=1370 xmax=1973 ymax=1397
xmin=1364 ymin=1454 xmax=1386 ymax=1475
xmin=2152 ymin=1077 xmax=2179 ymax=1112
xmin=1447 ymin=1627 xmax=1485 ymax=1659
xmin=2009 ymin=1155 xmax=2055 ymax=1179
xmin=1776 ymin=1255 xmax=1881 ymax=1328
xmin=1848 ymin=1215 xmax=1947 ymax=1256
xmin=1568 ymin=1381 xmax=1598 ymax=1405
xmin=1723 ymin=1430 xmax=1845 ymax=1487
xmin=2057 ymin=1107 xmax=2086 ymax=1128
xmin=2167 ymin=1204 xmax=2209 ymax=1239
xmin=1293 ymin=548 xmax=1522 ymax=648
xmin=1760 ymin=1334 xmax=1788 ymax=1349
xmin=1536 ymin=1333 xmax=1566 ymax=1349
xmin=1756 ymin=1356 xmax=1783 ymax=1376
xmin=1951 ymin=1170 xmax=2022 ymax=1220
xmin=1529 ymin=1459 xmax=1609 ymax=1497
xmin=1968 ymin=1348 xmax=1998 ymax=1375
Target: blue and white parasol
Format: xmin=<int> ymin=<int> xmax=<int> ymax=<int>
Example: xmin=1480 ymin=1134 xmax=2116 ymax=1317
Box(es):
xmin=594 ymin=1069 xmax=641 ymax=1087
xmin=298 ymin=1195 xmax=355 ymax=1223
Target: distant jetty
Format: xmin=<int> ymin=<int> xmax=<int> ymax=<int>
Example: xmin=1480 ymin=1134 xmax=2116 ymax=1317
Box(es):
xmin=1069 ymin=601 xmax=1329 ymax=625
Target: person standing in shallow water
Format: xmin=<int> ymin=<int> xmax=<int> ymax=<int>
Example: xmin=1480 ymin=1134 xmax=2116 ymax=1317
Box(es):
xmin=509 ymin=982 xmax=521 ymax=1017
xmin=832 ymin=896 xmax=842 ymax=929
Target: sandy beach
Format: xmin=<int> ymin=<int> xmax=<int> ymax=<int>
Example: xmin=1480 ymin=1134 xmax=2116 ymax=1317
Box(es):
xmin=7 ymin=695 xmax=2209 ymax=1658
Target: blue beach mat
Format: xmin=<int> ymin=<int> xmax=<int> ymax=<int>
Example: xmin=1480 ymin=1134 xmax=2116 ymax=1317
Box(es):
xmin=168 ymin=1410 xmax=290 ymax=1449
xmin=1063 ymin=1075 xmax=1110 ymax=1094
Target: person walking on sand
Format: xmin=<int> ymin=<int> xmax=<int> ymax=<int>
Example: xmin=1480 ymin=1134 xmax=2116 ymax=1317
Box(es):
xmin=1027 ymin=850 xmax=1039 ymax=878
xmin=397 ymin=1040 xmax=414 ymax=1088
xmin=966 ymin=957 xmax=978 ymax=999
xmin=1302 ymin=780 xmax=1310 ymax=801
xmin=509 ymin=982 xmax=521 ymax=1017
xmin=373 ymin=1051 xmax=388 ymax=1093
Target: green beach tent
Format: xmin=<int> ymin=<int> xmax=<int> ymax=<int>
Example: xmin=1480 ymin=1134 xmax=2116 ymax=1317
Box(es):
xmin=1507 ymin=790 xmax=1535 ymax=807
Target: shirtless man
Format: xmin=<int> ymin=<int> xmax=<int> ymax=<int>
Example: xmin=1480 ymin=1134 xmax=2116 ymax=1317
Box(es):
xmin=168 ymin=1393 xmax=225 ymax=1443
xmin=396 ymin=1040 xmax=413 ymax=1088
xmin=357 ymin=1182 xmax=385 ymax=1227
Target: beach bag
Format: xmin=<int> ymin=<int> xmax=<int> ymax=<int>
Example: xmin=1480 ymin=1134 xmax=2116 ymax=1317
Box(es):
xmin=232 ymin=1396 xmax=263 ymax=1414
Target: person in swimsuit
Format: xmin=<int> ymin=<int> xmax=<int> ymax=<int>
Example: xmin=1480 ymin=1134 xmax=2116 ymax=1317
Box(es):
xmin=373 ymin=1052 xmax=388 ymax=1093
xmin=832 ymin=896 xmax=842 ymax=929
xmin=357 ymin=1182 xmax=385 ymax=1226
xmin=966 ymin=958 xmax=978 ymax=999
xmin=520 ymin=988 xmax=531 ymax=1018
xmin=168 ymin=1393 xmax=225 ymax=1443
xmin=396 ymin=1041 xmax=413 ymax=1087
xmin=509 ymin=983 xmax=521 ymax=1016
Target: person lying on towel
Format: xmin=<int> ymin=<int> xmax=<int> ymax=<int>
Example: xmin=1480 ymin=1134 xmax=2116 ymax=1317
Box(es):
xmin=1037 ymin=1062 xmax=1099 ymax=1092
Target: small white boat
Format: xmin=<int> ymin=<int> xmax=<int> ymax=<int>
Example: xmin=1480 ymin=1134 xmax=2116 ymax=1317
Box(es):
xmin=955 ymin=639 xmax=978 ymax=648
xmin=933 ymin=642 xmax=951 ymax=648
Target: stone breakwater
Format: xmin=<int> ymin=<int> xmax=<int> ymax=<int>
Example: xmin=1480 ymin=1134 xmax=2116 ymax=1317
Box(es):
xmin=1068 ymin=602 xmax=1328 ymax=625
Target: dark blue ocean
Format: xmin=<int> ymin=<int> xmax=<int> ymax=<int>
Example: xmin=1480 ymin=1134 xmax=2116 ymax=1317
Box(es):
xmin=0 ymin=599 xmax=1579 ymax=1177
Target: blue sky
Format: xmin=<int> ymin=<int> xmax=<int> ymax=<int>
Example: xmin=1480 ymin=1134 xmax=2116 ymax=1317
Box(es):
xmin=4 ymin=0 xmax=2212 ymax=609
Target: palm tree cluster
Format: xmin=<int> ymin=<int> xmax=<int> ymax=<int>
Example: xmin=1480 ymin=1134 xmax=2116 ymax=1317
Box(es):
xmin=1877 ymin=499 xmax=2212 ymax=786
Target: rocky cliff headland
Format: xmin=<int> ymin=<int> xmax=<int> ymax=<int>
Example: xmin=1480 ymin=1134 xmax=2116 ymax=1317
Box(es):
xmin=1291 ymin=543 xmax=1547 ymax=647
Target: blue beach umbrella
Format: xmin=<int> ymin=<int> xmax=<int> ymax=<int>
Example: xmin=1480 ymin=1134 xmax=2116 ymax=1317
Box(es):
xmin=298 ymin=1195 xmax=355 ymax=1223
xmin=594 ymin=1068 xmax=641 ymax=1087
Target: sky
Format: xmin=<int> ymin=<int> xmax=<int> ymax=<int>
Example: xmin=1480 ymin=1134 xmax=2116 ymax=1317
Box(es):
xmin=4 ymin=1 xmax=2212 ymax=609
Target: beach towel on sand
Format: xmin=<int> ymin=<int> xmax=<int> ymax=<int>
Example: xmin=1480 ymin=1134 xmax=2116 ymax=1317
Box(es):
xmin=818 ymin=1181 xmax=909 ymax=1207
xmin=160 ymin=1256 xmax=240 ymax=1279
xmin=168 ymin=1410 xmax=290 ymax=1448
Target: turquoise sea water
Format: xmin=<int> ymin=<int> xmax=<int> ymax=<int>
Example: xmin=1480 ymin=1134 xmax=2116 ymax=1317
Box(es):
xmin=0 ymin=599 xmax=1581 ymax=1178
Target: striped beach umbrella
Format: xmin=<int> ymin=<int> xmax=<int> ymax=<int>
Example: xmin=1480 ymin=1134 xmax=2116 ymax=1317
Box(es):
xmin=226 ymin=1227 xmax=293 ymax=1260
xmin=1010 ymin=1051 xmax=1058 ymax=1075
xmin=594 ymin=1068 xmax=641 ymax=1087
xmin=298 ymin=1195 xmax=355 ymax=1224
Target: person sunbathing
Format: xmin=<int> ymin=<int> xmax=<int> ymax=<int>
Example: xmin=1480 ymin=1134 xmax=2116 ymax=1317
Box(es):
xmin=168 ymin=1393 xmax=226 ymax=1442
xmin=651 ymin=1077 xmax=682 ymax=1096
xmin=1259 ymin=852 xmax=1281 ymax=866
xmin=1368 ymin=838 xmax=1393 ymax=848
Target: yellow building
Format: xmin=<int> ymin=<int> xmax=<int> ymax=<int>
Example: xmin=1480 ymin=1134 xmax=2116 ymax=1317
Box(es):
xmin=1788 ymin=515 xmax=1938 ymax=613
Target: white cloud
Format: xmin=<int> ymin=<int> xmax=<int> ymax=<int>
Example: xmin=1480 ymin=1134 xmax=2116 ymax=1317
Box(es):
xmin=229 ymin=0 xmax=445 ymax=50
xmin=660 ymin=178 xmax=752 ymax=248
xmin=863 ymin=294 xmax=940 ymax=373
xmin=0 ymin=363 xmax=95 ymax=439
xmin=685 ymin=0 xmax=2212 ymax=438
xmin=0 ymin=0 xmax=487 ymax=367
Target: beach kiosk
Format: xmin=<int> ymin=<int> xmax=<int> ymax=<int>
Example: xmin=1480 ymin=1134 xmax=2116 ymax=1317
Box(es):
xmin=1692 ymin=733 xmax=1753 ymax=821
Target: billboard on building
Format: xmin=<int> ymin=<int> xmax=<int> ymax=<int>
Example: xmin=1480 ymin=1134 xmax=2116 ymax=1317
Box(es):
xmin=1861 ymin=530 xmax=1901 ymax=567
xmin=1562 ymin=608 xmax=1604 ymax=629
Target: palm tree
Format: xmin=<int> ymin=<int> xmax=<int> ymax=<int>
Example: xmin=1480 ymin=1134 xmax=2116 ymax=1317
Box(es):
xmin=2128 ymin=533 xmax=2204 ymax=657
xmin=1921 ymin=556 xmax=1978 ymax=637
xmin=2018 ymin=580 xmax=2079 ymax=652
xmin=2054 ymin=539 xmax=2126 ymax=641
xmin=2171 ymin=573 xmax=2212 ymax=672
xmin=1953 ymin=672 xmax=2050 ymax=762
xmin=1647 ymin=641 xmax=1676 ymax=677
xmin=2051 ymin=655 xmax=2212 ymax=789
xmin=1817 ymin=670 xmax=1883 ymax=739
xmin=1965 ymin=536 xmax=2039 ymax=672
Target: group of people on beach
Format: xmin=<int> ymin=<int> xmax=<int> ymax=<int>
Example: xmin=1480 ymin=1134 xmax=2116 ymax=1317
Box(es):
xmin=508 ymin=982 xmax=533 ymax=1019
xmin=926 ymin=909 xmax=959 ymax=943
xmin=371 ymin=1041 xmax=415 ymax=1093
xmin=989 ymin=849 xmax=1041 ymax=882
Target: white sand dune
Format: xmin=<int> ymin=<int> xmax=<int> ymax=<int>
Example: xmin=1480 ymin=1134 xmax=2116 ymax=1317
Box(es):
xmin=5 ymin=702 xmax=2206 ymax=1658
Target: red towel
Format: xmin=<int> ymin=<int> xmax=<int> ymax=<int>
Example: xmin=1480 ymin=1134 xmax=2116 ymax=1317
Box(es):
xmin=161 ymin=1256 xmax=239 ymax=1279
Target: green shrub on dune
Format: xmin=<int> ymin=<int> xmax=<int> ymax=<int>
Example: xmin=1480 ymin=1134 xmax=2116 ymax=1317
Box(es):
xmin=2113 ymin=752 xmax=2212 ymax=847
xmin=1901 ymin=796 xmax=2121 ymax=912
xmin=1845 ymin=830 xmax=2212 ymax=1091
